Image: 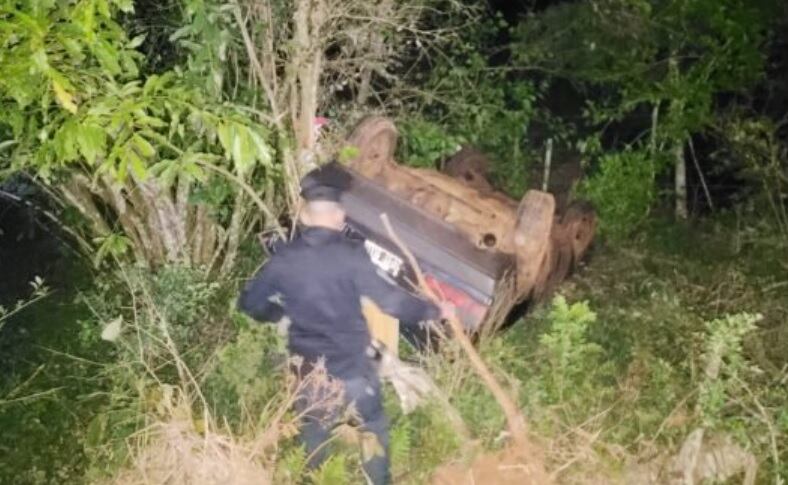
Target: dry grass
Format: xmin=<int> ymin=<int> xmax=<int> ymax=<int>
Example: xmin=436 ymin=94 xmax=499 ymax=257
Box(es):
xmin=100 ymin=350 xmax=344 ymax=485
xmin=107 ymin=415 xmax=272 ymax=485
xmin=102 ymin=364 xmax=345 ymax=484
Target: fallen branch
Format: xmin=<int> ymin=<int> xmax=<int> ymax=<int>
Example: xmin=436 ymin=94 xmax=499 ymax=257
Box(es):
xmin=688 ymin=137 xmax=714 ymax=212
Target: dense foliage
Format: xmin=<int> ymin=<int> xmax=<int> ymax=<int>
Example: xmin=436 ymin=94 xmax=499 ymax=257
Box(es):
xmin=1 ymin=0 xmax=786 ymax=484
xmin=1 ymin=0 xmax=279 ymax=272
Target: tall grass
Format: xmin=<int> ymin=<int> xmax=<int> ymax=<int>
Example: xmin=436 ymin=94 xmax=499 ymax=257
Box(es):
xmin=76 ymin=218 xmax=786 ymax=484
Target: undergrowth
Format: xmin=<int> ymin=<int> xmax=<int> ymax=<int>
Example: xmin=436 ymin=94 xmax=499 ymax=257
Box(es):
xmin=1 ymin=215 xmax=785 ymax=484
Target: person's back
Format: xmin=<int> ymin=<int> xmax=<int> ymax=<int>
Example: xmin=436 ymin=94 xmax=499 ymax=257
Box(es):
xmin=245 ymin=226 xmax=376 ymax=378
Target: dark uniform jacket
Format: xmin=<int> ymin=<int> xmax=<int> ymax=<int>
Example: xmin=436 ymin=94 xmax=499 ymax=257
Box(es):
xmin=238 ymin=226 xmax=439 ymax=378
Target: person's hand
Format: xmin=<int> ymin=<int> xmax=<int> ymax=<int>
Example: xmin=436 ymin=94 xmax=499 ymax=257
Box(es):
xmin=438 ymin=301 xmax=456 ymax=321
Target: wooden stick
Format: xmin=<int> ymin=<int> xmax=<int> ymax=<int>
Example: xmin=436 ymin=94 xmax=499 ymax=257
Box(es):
xmin=688 ymin=137 xmax=714 ymax=212
xmin=380 ymin=214 xmax=549 ymax=481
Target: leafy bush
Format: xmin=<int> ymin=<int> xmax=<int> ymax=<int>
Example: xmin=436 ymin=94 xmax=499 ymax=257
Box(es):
xmin=697 ymin=312 xmax=761 ymax=427
xmin=0 ymin=1 xmax=280 ymax=271
xmin=535 ymin=296 xmax=603 ymax=403
xmin=581 ymin=149 xmax=657 ymax=239
xmin=73 ymin=264 xmax=235 ymax=477
xmin=397 ymin=118 xmax=463 ymax=169
xmin=395 ymin=400 xmax=462 ymax=480
xmin=399 ymin=11 xmax=538 ymax=197
xmin=204 ymin=325 xmax=286 ymax=426
xmin=80 ymin=265 xmax=230 ymax=364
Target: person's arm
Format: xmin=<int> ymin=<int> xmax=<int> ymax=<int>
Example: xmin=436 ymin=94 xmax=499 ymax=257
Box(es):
xmin=237 ymin=260 xmax=286 ymax=323
xmin=353 ymin=246 xmax=441 ymax=323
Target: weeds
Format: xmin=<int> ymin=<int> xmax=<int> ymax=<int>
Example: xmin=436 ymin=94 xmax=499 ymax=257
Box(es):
xmin=3 ymin=215 xmax=785 ymax=484
xmin=77 ymin=263 xmax=360 ymax=484
xmin=86 ymin=230 xmax=785 ymax=483
xmin=0 ymin=276 xmax=49 ymax=333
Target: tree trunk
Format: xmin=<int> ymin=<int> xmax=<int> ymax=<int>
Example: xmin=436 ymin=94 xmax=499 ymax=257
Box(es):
xmin=220 ymin=191 xmax=246 ymax=275
xmin=674 ymin=141 xmax=688 ymax=220
xmin=356 ymin=0 xmax=394 ymax=105
xmin=292 ymin=0 xmax=324 ymax=159
xmin=60 ymin=176 xmax=111 ymax=237
xmin=668 ymin=54 xmax=688 ymax=221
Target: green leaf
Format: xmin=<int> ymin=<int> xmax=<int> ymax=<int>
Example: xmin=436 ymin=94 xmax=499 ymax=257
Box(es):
xmin=389 ymin=421 xmax=412 ymax=464
xmin=150 ymin=158 xmax=185 ymax=187
xmin=86 ymin=414 xmax=107 ymax=446
xmin=248 ymin=129 xmax=272 ymax=167
xmin=218 ymin=121 xmax=257 ymax=174
xmin=169 ymin=25 xmax=192 ymax=42
xmin=217 ymin=122 xmax=234 ymax=157
xmin=32 ymin=49 xmax=49 ymax=72
xmin=131 ymin=134 xmax=156 ymax=159
xmin=120 ymin=51 xmax=139 ymax=78
xmin=76 ymin=123 xmax=107 ymax=164
xmin=0 ymin=140 xmax=17 ymax=153
xmin=338 ymin=145 xmax=361 ymax=164
xmin=309 ymin=454 xmax=348 ymax=485
xmin=93 ymin=233 xmax=130 ymax=268
xmin=181 ymin=157 xmax=207 ymax=182
xmin=59 ymin=35 xmax=85 ymax=60
xmin=276 ymin=446 xmax=307 ymax=481
xmin=117 ymin=80 xmax=142 ymax=98
xmin=77 ymin=0 xmax=97 ymax=43
xmin=92 ymin=40 xmax=122 ymax=76
xmin=232 ymin=125 xmax=253 ymax=173
xmin=142 ymin=72 xmax=174 ymax=96
xmin=126 ymin=148 xmax=148 ymax=180
xmin=53 ymin=120 xmax=81 ymax=162
xmin=116 ymin=157 xmax=127 ymax=182
xmin=96 ymin=0 xmax=111 ymax=18
xmin=51 ymin=78 xmax=78 ymax=114
xmin=138 ymin=116 xmax=167 ymax=129
xmin=168 ymin=112 xmax=182 ymax=139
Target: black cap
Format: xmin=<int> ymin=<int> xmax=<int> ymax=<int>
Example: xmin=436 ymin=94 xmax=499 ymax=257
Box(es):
xmin=299 ymin=162 xmax=352 ymax=202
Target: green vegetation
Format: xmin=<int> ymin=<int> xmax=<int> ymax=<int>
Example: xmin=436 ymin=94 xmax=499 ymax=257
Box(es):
xmin=1 ymin=0 xmax=787 ymax=483
xmin=2 ymin=227 xmax=787 ymax=483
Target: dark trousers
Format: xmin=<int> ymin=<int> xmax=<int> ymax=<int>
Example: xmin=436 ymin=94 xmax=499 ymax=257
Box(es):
xmin=294 ymin=371 xmax=390 ymax=485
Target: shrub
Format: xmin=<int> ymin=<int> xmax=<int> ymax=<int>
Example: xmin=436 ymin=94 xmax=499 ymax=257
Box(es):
xmin=581 ymin=150 xmax=657 ymax=239
xmin=398 ymin=119 xmax=464 ymax=169
xmin=533 ymin=296 xmax=604 ymax=404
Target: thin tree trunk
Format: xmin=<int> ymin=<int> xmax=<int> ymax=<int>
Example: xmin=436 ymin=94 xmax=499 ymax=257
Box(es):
xmin=98 ymin=177 xmax=149 ymax=265
xmin=674 ymin=141 xmax=688 ymax=220
xmin=189 ymin=204 xmax=204 ymax=264
xmin=220 ymin=191 xmax=246 ymax=275
xmin=650 ymin=103 xmax=660 ymax=154
xmin=291 ymin=0 xmax=326 ymax=179
xmin=175 ymin=176 xmax=192 ymax=265
xmin=202 ymin=220 xmax=219 ymax=267
xmin=136 ymin=178 xmax=185 ymax=262
xmin=125 ymin=179 xmax=166 ymax=265
xmin=191 ymin=204 xmax=217 ymax=266
xmin=688 ymin=137 xmax=714 ymax=212
xmin=60 ymin=176 xmax=111 ymax=237
xmin=668 ymin=54 xmax=688 ymax=220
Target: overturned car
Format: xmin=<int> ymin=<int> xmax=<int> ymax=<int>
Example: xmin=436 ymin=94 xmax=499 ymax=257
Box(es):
xmin=324 ymin=117 xmax=597 ymax=334
xmin=264 ymin=117 xmax=595 ymax=338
